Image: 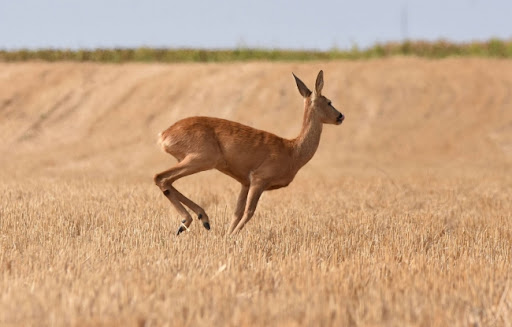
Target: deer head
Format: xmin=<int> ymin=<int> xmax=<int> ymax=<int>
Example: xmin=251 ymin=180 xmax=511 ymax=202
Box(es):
xmin=293 ymin=70 xmax=345 ymax=125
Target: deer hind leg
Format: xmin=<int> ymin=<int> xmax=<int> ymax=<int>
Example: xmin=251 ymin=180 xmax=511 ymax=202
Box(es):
xmin=230 ymin=181 xmax=266 ymax=235
xmin=154 ymin=156 xmax=214 ymax=234
xmin=163 ymin=190 xmax=194 ymax=235
xmin=171 ymin=185 xmax=211 ymax=230
xmin=228 ymin=184 xmax=249 ymax=235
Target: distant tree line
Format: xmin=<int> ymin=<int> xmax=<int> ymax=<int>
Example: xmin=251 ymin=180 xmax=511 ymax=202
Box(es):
xmin=1 ymin=39 xmax=511 ymax=62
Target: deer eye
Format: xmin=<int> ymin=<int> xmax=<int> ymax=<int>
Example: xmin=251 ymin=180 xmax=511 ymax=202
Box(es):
xmin=328 ymin=101 xmax=332 ymax=106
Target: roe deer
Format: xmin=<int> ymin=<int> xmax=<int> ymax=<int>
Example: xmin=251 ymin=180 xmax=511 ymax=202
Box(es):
xmin=154 ymin=70 xmax=344 ymax=235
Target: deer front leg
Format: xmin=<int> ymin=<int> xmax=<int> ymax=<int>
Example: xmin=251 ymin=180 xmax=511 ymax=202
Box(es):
xmin=230 ymin=182 xmax=266 ymax=235
xmin=228 ymin=184 xmax=249 ymax=234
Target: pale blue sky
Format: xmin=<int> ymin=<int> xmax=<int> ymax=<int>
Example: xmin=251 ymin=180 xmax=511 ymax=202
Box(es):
xmin=0 ymin=0 xmax=511 ymax=50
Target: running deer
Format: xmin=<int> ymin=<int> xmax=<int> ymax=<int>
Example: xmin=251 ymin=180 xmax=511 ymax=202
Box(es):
xmin=154 ymin=70 xmax=344 ymax=235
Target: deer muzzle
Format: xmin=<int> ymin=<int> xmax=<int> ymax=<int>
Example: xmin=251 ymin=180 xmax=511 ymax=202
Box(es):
xmin=336 ymin=113 xmax=345 ymax=125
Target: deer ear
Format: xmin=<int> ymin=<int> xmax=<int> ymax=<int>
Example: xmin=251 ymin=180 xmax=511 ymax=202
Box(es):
xmin=293 ymin=73 xmax=312 ymax=98
xmin=315 ymin=70 xmax=324 ymax=95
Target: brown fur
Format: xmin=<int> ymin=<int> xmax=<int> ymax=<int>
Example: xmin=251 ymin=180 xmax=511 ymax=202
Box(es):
xmin=154 ymin=71 xmax=344 ymax=235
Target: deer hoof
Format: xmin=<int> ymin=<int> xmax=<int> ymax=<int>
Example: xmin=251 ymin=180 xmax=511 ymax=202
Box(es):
xmin=176 ymin=220 xmax=187 ymax=235
xmin=203 ymin=222 xmax=210 ymax=230
xmin=176 ymin=226 xmax=186 ymax=235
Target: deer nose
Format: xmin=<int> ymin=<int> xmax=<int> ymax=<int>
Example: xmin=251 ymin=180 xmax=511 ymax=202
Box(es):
xmin=336 ymin=113 xmax=344 ymax=124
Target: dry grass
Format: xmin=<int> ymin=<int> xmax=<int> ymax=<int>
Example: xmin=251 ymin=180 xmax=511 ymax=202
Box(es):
xmin=0 ymin=59 xmax=511 ymax=326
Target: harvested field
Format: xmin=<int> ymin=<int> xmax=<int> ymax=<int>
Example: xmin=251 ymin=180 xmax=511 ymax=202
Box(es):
xmin=0 ymin=58 xmax=511 ymax=326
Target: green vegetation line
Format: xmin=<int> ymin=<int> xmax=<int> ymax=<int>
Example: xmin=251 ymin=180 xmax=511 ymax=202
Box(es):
xmin=1 ymin=39 xmax=512 ymax=62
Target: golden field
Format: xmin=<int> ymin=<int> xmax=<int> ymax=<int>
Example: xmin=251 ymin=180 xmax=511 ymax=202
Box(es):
xmin=0 ymin=58 xmax=511 ymax=326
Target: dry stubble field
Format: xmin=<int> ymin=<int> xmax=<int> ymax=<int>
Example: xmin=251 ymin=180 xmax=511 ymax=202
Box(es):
xmin=0 ymin=58 xmax=511 ymax=326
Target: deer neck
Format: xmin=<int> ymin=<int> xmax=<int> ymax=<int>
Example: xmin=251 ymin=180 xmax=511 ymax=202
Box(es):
xmin=292 ymin=102 xmax=323 ymax=168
